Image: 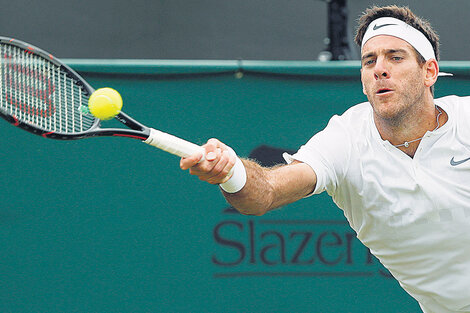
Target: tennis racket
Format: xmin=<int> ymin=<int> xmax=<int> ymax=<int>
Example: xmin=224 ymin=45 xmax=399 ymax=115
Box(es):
xmin=0 ymin=36 xmax=206 ymax=159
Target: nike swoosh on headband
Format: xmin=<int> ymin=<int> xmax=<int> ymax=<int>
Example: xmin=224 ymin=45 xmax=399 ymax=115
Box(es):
xmin=450 ymin=156 xmax=470 ymax=166
xmin=373 ymin=23 xmax=397 ymax=30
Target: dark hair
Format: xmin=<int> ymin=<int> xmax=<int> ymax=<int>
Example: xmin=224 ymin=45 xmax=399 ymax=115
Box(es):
xmin=355 ymin=5 xmax=440 ymax=62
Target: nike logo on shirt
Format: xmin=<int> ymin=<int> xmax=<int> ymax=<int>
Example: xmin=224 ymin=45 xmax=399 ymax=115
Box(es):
xmin=450 ymin=156 xmax=470 ymax=166
xmin=373 ymin=23 xmax=397 ymax=30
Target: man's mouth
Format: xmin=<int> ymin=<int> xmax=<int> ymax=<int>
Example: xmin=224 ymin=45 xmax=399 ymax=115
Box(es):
xmin=376 ymin=88 xmax=393 ymax=95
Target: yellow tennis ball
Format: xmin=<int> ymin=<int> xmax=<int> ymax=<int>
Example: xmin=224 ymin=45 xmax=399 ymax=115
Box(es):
xmin=88 ymin=88 xmax=123 ymax=120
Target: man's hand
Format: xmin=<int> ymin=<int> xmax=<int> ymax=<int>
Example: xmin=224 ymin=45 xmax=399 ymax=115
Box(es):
xmin=180 ymin=138 xmax=237 ymax=185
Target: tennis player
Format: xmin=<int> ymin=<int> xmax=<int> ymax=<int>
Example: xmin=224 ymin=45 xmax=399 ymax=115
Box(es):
xmin=180 ymin=5 xmax=470 ymax=313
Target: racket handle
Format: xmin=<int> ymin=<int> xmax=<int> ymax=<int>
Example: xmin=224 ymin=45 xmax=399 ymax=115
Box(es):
xmin=144 ymin=128 xmax=205 ymax=159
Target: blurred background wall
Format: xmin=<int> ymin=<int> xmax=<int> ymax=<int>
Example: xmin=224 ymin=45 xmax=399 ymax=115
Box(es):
xmin=1 ymin=0 xmax=468 ymax=60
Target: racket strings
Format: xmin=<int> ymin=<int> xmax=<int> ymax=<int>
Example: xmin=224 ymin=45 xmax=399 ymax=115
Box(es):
xmin=0 ymin=43 xmax=95 ymax=134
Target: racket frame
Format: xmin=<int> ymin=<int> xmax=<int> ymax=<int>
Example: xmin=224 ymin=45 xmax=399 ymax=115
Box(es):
xmin=0 ymin=36 xmax=151 ymax=141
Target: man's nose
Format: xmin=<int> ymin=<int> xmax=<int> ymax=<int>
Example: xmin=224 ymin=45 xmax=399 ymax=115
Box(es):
xmin=374 ymin=58 xmax=390 ymax=79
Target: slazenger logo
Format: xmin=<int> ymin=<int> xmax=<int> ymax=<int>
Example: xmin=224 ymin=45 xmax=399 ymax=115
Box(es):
xmin=211 ymin=215 xmax=392 ymax=278
xmin=211 ymin=145 xmax=392 ymax=279
xmin=373 ymin=23 xmax=397 ymax=30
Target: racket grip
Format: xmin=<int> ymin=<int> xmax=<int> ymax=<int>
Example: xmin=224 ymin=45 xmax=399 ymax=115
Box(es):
xmin=144 ymin=128 xmax=205 ymax=159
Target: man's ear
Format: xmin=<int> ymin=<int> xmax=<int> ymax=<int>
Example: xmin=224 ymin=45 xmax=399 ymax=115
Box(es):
xmin=424 ymin=59 xmax=439 ymax=88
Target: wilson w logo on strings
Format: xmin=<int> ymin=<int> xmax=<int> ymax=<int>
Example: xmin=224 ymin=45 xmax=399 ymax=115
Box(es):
xmin=2 ymin=52 xmax=56 ymax=118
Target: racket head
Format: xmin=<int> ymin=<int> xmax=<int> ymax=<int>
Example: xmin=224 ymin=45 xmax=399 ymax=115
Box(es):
xmin=0 ymin=36 xmax=99 ymax=139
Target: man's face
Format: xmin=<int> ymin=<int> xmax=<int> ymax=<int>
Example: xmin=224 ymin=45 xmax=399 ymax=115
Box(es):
xmin=360 ymin=35 xmax=427 ymax=122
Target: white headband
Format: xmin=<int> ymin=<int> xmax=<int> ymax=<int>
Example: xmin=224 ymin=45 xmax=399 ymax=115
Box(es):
xmin=362 ymin=17 xmax=435 ymax=60
xmin=362 ymin=17 xmax=452 ymax=76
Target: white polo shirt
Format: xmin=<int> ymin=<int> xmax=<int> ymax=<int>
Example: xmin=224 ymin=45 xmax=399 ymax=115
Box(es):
xmin=285 ymin=95 xmax=470 ymax=313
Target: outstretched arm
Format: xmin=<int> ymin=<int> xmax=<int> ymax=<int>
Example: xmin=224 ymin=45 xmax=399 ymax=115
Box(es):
xmin=180 ymin=138 xmax=317 ymax=216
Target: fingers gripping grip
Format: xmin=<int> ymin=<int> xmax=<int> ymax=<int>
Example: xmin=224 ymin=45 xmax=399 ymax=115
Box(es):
xmin=220 ymin=154 xmax=247 ymax=193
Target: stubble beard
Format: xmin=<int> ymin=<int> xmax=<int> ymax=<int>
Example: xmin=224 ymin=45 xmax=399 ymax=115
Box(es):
xmin=367 ymin=78 xmax=426 ymax=129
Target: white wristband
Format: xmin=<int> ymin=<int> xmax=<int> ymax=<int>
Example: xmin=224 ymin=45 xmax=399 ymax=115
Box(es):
xmin=220 ymin=156 xmax=247 ymax=193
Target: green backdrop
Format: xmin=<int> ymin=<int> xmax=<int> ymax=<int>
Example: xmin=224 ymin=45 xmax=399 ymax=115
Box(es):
xmin=1 ymin=60 xmax=468 ymax=312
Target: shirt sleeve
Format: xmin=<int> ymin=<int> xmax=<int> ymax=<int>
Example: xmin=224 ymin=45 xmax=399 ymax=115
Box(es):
xmin=283 ymin=114 xmax=352 ymax=196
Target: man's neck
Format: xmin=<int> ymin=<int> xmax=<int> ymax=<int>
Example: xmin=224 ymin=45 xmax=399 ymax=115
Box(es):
xmin=374 ymin=96 xmax=446 ymax=158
